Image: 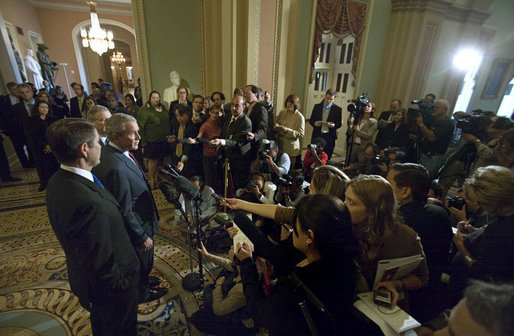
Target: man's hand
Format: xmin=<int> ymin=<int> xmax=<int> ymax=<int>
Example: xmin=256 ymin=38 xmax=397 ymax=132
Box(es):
xmin=177 ymin=161 xmax=184 ymax=172
xmin=215 ymin=276 xmax=225 ymax=287
xmin=328 ymin=122 xmax=335 ymax=128
xmin=140 ymin=237 xmax=153 ymax=251
xmin=246 ymin=132 xmax=255 ymax=141
xmin=187 ymin=137 xmax=197 ymax=144
xmin=314 ymin=121 xmax=322 ymax=127
xmin=250 ymin=185 xmax=261 ymax=197
xmin=353 ymin=124 xmax=360 ymax=132
xmin=264 ymin=155 xmax=274 ymax=166
xmin=43 ymin=145 xmax=52 ymax=154
xmin=166 ymin=135 xmax=177 ymax=143
xmin=448 ymin=204 xmax=467 ymax=222
xmin=210 ymin=138 xmax=222 ymax=146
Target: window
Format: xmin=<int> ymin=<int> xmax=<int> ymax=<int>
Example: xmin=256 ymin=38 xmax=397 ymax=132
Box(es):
xmin=319 ymin=43 xmax=325 ymax=63
xmin=336 ymin=73 xmax=342 ymax=92
xmin=340 ymin=43 xmax=347 ymax=64
xmin=342 ymin=73 xmax=349 ymax=93
xmin=346 ymin=43 xmax=353 ymax=64
xmin=326 ymin=43 xmax=332 ymax=63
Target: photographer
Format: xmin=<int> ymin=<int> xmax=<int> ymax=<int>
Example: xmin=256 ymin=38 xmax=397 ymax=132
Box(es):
xmin=347 ymin=101 xmax=378 ymax=164
xmin=302 ymin=137 xmax=328 ymax=181
xmin=189 ymin=242 xmax=255 ymax=335
xmin=250 ymin=140 xmax=290 ymax=182
xmin=438 ymin=115 xmax=511 ymax=194
xmin=273 ymin=172 xmax=306 ymax=207
xmin=237 ymin=173 xmax=277 ymax=205
xmin=416 ymin=99 xmax=454 ymax=177
xmin=446 ymin=188 xmax=493 ymax=229
xmin=377 ymin=147 xmax=406 ymax=175
xmin=342 ymin=143 xmax=384 ymax=177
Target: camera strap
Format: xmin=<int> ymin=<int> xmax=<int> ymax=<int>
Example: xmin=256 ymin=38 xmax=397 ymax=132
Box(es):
xmin=288 ymin=272 xmax=335 ymax=336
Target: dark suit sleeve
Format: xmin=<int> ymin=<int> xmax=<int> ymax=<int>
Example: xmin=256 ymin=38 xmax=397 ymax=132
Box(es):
xmin=332 ymin=105 xmax=342 ymax=130
xmin=103 ymin=168 xmax=149 ymax=246
xmin=253 ymin=104 xmax=268 ymax=142
xmin=224 ymin=117 xmax=252 ymax=148
xmin=68 ymin=202 xmax=136 ymax=291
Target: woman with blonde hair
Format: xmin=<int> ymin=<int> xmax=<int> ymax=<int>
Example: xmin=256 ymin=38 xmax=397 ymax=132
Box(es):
xmin=344 ymin=175 xmax=428 ymax=308
xmin=275 ymin=94 xmax=305 ymax=169
xmin=449 ymin=165 xmax=514 ymax=305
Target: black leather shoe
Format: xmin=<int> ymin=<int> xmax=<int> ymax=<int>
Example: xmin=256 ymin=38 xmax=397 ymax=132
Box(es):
xmin=146 ymin=276 xmax=161 ymax=288
xmin=139 ymin=287 xmax=167 ymax=303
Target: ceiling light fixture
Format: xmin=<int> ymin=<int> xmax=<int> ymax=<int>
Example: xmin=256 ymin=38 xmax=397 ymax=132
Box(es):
xmin=80 ymin=1 xmax=115 ymax=56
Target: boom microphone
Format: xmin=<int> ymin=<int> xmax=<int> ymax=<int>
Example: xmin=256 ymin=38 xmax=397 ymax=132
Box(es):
xmin=159 ymin=164 xmax=199 ymax=200
xmin=158 ymin=182 xmax=182 ymax=209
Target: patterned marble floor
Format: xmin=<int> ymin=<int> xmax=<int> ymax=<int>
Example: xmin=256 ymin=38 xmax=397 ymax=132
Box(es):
xmin=0 ymin=168 xmax=217 ymax=336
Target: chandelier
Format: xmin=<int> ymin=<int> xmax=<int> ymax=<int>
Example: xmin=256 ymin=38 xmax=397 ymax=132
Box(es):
xmin=111 ymin=51 xmax=126 ymax=65
xmin=80 ymin=1 xmax=115 ymax=56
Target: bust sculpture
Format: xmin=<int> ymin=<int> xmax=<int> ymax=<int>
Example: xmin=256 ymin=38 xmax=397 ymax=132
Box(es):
xmin=163 ymin=70 xmax=181 ymax=109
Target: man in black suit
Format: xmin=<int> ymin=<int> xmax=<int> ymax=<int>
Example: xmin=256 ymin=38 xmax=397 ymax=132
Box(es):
xmin=11 ymin=83 xmax=36 ymax=167
xmin=211 ymin=94 xmax=252 ymax=192
xmin=93 ymin=113 xmax=166 ymax=303
xmin=1 ymin=82 xmax=28 ymax=172
xmin=375 ymin=99 xmax=402 ymax=149
xmin=309 ymin=89 xmax=342 ymax=160
xmin=169 ymin=104 xmax=202 ymax=178
xmin=70 ymin=82 xmax=87 ymax=118
xmin=386 ymin=162 xmax=452 ymax=321
xmin=46 ymin=118 xmax=140 ymax=335
xmin=244 ymin=85 xmax=268 ymax=161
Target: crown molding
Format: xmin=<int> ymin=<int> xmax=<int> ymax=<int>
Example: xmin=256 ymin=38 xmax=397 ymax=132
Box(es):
xmin=32 ymin=1 xmax=132 ymax=16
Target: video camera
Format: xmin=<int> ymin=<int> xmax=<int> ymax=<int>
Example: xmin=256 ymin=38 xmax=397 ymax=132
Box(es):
xmin=408 ymin=99 xmax=434 ymax=124
xmin=276 ymin=175 xmax=293 ymax=187
xmin=455 ymin=114 xmax=490 ymax=140
xmin=347 ymin=93 xmax=370 ymax=124
xmin=307 ymin=143 xmax=317 ymax=150
xmin=447 ymin=195 xmax=465 ymax=210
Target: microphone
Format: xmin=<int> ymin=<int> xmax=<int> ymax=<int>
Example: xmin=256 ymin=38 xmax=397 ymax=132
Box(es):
xmin=158 ymin=181 xmax=182 ymax=209
xmin=159 ymin=164 xmax=199 ymax=200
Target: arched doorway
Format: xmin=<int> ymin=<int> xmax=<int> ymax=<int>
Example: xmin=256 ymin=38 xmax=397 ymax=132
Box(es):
xmin=72 ymin=19 xmax=138 ymax=94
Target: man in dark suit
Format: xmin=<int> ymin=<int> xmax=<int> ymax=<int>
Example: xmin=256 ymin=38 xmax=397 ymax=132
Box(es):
xmin=1 ymin=82 xmax=29 ymax=172
xmin=169 ymin=104 xmax=202 ymax=178
xmin=244 ymin=85 xmax=268 ymax=161
xmin=386 ymin=163 xmax=452 ymax=321
xmin=211 ymin=94 xmax=252 ymax=192
xmin=309 ymin=89 xmax=342 ymax=160
xmin=70 ymin=82 xmax=87 ymax=118
xmin=11 ymin=83 xmax=36 ymax=167
xmin=375 ymin=99 xmax=402 ymax=149
xmin=92 ymin=113 xmax=166 ymax=303
xmin=46 ymin=118 xmax=140 ymax=335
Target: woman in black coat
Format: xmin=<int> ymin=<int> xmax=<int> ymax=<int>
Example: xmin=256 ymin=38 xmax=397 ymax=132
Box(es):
xmin=235 ymin=194 xmax=367 ymax=335
xmin=376 ymin=109 xmax=410 ymax=151
xmin=27 ymin=100 xmax=59 ymax=191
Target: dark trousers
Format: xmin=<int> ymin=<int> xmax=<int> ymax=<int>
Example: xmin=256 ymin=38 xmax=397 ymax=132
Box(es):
xmin=8 ymin=132 xmax=31 ymax=167
xmin=0 ymin=137 xmax=12 ymax=179
xmin=135 ymin=244 xmax=154 ymax=298
xmin=89 ymin=276 xmax=139 ymax=336
xmin=230 ymin=159 xmax=251 ymax=191
xmin=202 ymin=155 xmax=222 ymax=193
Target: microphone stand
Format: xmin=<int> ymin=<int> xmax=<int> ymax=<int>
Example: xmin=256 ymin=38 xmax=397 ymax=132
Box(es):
xmin=182 ymin=192 xmax=204 ymax=291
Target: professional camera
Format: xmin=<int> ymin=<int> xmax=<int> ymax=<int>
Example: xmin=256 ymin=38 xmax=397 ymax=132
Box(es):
xmin=408 ymin=99 xmax=434 ymax=124
xmin=347 ymin=93 xmax=370 ymax=124
xmin=307 ymin=143 xmax=317 ymax=150
xmin=455 ymin=114 xmax=490 ymax=140
xmin=258 ymin=139 xmax=271 ymax=160
xmin=276 ymin=175 xmax=293 ymax=187
xmin=247 ymin=180 xmax=260 ymax=190
xmin=447 ymin=195 xmax=465 ymax=210
xmin=373 ymin=154 xmax=388 ymax=165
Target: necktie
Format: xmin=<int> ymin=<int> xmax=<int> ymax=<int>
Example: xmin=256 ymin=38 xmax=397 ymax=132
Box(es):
xmin=228 ymin=116 xmax=236 ymax=128
xmin=176 ymin=125 xmax=184 ymax=157
xmin=92 ymin=174 xmax=104 ymax=189
xmin=128 ymin=152 xmax=140 ymax=168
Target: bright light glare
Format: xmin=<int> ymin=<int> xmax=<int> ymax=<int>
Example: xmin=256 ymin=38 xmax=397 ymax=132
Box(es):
xmin=453 ymin=49 xmax=482 ymax=71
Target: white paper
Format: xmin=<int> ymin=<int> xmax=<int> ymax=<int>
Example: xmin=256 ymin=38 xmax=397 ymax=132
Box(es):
xmin=374 ymin=255 xmax=423 ymax=287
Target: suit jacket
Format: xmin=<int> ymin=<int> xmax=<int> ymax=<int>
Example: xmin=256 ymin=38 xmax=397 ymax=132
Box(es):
xmin=0 ymin=95 xmax=18 ymax=131
xmin=309 ymin=101 xmax=342 ymax=141
xmin=92 ymin=145 xmax=159 ymax=247
xmin=12 ymin=102 xmax=34 ymax=133
xmin=222 ymin=114 xmax=252 ymax=160
xmin=245 ymin=102 xmax=268 ymax=142
xmin=70 ymin=96 xmax=85 ymax=118
xmin=46 ymin=169 xmax=139 ymax=308
xmin=170 ymin=119 xmax=201 ymax=162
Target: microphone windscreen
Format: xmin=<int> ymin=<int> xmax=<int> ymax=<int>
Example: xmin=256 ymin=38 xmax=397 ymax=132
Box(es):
xmin=173 ymin=175 xmax=199 ymax=199
xmin=158 ymin=181 xmax=180 ymax=205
